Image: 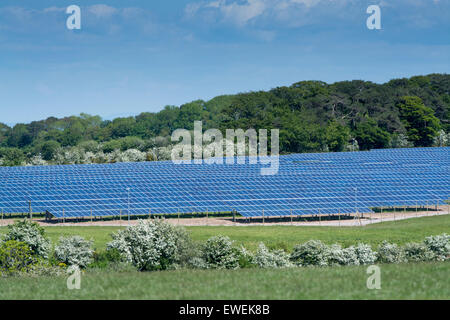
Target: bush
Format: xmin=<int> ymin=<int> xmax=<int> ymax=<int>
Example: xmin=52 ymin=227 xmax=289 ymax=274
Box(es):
xmin=235 ymin=246 xmax=255 ymax=269
xmin=90 ymin=248 xmax=123 ymax=269
xmin=40 ymin=141 xmax=61 ymax=161
xmin=107 ymin=219 xmax=191 ymax=271
xmin=403 ymin=242 xmax=435 ymax=262
xmin=0 ymin=240 xmax=36 ymax=275
xmin=423 ymin=233 xmax=450 ymax=261
xmin=253 ymin=243 xmax=293 ymax=268
xmin=78 ymin=140 xmax=99 ymax=153
xmin=186 ymin=257 xmax=209 ymax=269
xmin=201 ymin=236 xmax=239 ymax=269
xmin=4 ymin=220 xmax=51 ymax=259
xmin=19 ymin=260 xmax=66 ymax=277
xmin=290 ymin=240 xmax=329 ymax=267
xmin=89 ymin=249 xmax=137 ymax=272
xmin=354 ymin=243 xmax=378 ymax=265
xmin=102 ymin=140 xmax=121 ymax=153
xmin=377 ymin=241 xmax=406 ymax=264
xmin=54 ymin=236 xmax=94 ymax=268
xmin=326 ymin=244 xmax=359 ymax=266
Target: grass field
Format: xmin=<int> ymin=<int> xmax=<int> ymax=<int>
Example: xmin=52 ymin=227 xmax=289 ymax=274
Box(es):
xmin=1 ymin=215 xmax=449 ymax=300
xmin=1 ymin=215 xmax=448 ymax=251
xmin=0 ymin=262 xmax=448 ymax=299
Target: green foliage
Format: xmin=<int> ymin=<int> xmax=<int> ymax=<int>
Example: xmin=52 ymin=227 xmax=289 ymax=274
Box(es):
xmin=353 ymin=118 xmax=391 ymax=150
xmin=201 ymin=235 xmax=239 ymax=269
xmin=78 ymin=140 xmax=99 ymax=152
xmin=325 ymin=121 xmax=350 ymax=152
xmin=377 ymin=241 xmax=406 ymax=264
xmin=40 ymin=140 xmax=60 ymax=160
xmin=423 ymin=233 xmax=450 ymax=261
xmin=0 ymin=147 xmax=25 ymax=166
xmin=90 ymin=248 xmax=123 ymax=269
xmin=102 ymin=140 xmax=121 ymax=153
xmin=397 ymin=96 xmax=441 ymax=146
xmin=1 ymin=74 xmax=448 ymax=166
xmin=290 ymin=240 xmax=329 ymax=266
xmin=4 ymin=220 xmax=51 ymax=259
xmin=0 ymin=240 xmax=36 ymax=275
xmin=402 ymin=242 xmax=435 ymax=262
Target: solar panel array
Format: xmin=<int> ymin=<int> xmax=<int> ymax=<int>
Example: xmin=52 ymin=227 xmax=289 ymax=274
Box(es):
xmin=0 ymin=147 xmax=448 ymax=218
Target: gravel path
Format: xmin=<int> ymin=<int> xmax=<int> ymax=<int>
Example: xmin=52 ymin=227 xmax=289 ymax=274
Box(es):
xmin=0 ymin=207 xmax=448 ymax=227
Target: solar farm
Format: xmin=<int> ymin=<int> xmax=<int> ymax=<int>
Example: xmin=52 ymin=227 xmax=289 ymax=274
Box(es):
xmin=1 ymin=147 xmax=449 ymax=300
xmin=0 ymin=147 xmax=448 ymax=222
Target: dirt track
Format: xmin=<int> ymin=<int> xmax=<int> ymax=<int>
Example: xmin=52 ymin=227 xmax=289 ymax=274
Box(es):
xmin=0 ymin=207 xmax=448 ymax=227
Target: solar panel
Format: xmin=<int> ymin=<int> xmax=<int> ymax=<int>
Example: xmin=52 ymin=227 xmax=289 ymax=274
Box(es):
xmin=0 ymin=147 xmax=448 ymax=218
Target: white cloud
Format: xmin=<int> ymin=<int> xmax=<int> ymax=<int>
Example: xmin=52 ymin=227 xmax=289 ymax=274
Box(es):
xmin=184 ymin=0 xmax=353 ymax=27
xmin=88 ymin=4 xmax=118 ymax=18
xmin=185 ymin=0 xmax=449 ymax=30
xmin=222 ymin=0 xmax=267 ymax=26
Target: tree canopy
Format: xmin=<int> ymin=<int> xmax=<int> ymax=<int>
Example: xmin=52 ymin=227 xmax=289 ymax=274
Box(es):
xmin=0 ymin=73 xmax=448 ymax=166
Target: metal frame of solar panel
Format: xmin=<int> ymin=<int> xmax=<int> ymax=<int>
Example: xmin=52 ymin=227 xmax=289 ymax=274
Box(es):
xmin=0 ymin=147 xmax=448 ymax=219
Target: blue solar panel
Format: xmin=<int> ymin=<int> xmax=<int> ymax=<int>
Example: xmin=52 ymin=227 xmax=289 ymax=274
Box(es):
xmin=0 ymin=147 xmax=448 ymax=218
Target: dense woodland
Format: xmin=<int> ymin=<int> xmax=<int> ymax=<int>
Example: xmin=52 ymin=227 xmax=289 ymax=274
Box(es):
xmin=0 ymin=73 xmax=449 ymax=166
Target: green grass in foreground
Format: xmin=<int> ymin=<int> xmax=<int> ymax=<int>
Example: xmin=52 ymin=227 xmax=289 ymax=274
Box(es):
xmin=1 ymin=215 xmax=448 ymax=251
xmin=0 ymin=262 xmax=448 ymax=299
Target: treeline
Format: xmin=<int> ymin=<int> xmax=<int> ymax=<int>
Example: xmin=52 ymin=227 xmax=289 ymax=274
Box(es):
xmin=0 ymin=73 xmax=449 ymax=166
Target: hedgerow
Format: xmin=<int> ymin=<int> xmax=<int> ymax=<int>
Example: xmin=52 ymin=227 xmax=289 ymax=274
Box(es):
xmin=1 ymin=219 xmax=448 ymax=276
xmin=3 ymin=220 xmax=51 ymax=259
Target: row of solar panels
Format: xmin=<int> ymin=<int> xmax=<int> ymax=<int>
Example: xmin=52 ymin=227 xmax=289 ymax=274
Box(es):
xmin=0 ymin=147 xmax=448 ymax=218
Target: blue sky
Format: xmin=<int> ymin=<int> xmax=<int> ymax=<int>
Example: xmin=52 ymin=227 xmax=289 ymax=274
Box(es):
xmin=0 ymin=0 xmax=449 ymax=125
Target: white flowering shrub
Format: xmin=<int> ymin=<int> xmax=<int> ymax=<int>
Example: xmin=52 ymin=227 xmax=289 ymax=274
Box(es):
xmin=27 ymin=155 xmax=48 ymax=166
xmin=290 ymin=240 xmax=329 ymax=267
xmin=201 ymin=236 xmax=239 ymax=269
xmin=83 ymin=151 xmax=97 ymax=164
xmin=354 ymin=243 xmax=377 ymax=265
xmin=433 ymin=130 xmax=449 ymax=147
xmin=187 ymin=257 xmax=209 ymax=269
xmin=402 ymin=242 xmax=435 ymax=262
xmin=326 ymin=244 xmax=359 ymax=266
xmin=115 ymin=149 xmax=147 ymax=162
xmin=54 ymin=147 xmax=85 ymax=164
xmin=423 ymin=233 xmax=450 ymax=261
xmin=345 ymin=139 xmax=359 ymax=152
xmin=107 ymin=219 xmax=189 ymax=271
xmin=154 ymin=147 xmax=172 ymax=161
xmin=54 ymin=236 xmax=94 ymax=268
xmin=377 ymin=241 xmax=405 ymax=264
xmin=3 ymin=220 xmax=51 ymax=259
xmin=253 ymin=243 xmax=293 ymax=268
xmin=235 ymin=246 xmax=255 ymax=268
